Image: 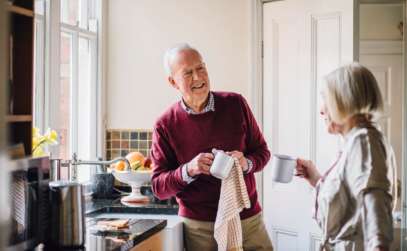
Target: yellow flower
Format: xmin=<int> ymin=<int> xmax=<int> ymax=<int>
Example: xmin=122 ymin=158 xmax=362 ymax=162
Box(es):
xmin=49 ymin=130 xmax=58 ymax=142
xmin=44 ymin=128 xmax=58 ymax=145
xmin=33 ymin=127 xmax=40 ymax=138
xmin=33 ymin=146 xmax=46 ymax=157
xmin=32 ymin=137 xmax=40 ymax=149
xmin=32 ymin=127 xmax=59 ymax=157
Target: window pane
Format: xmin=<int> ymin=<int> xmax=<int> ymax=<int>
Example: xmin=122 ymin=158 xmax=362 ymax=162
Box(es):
xmin=78 ymin=0 xmax=88 ymax=30
xmin=61 ymin=0 xmax=79 ymax=26
xmin=88 ymin=0 xmax=98 ymax=32
xmin=60 ymin=0 xmax=96 ymax=31
xmin=59 ymin=32 xmax=72 ymax=160
xmin=34 ymin=0 xmax=45 ymax=15
xmin=77 ymin=37 xmax=93 ymax=182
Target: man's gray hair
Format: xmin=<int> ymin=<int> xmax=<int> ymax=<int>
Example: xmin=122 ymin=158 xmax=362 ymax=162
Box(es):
xmin=163 ymin=43 xmax=202 ymax=76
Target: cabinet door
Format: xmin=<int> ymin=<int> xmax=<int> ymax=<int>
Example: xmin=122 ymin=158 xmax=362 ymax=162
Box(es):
xmin=131 ymin=231 xmax=163 ymax=251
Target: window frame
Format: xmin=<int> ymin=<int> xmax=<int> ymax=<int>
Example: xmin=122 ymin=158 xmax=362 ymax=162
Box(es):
xmin=34 ymin=0 xmax=104 ymax=181
xmin=60 ymin=23 xmax=98 ymax=163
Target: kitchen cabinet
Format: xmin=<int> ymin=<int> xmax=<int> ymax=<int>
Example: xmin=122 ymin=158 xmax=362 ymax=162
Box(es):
xmin=5 ymin=0 xmax=34 ymax=156
xmin=131 ymin=231 xmax=163 ymax=251
xmin=0 ymin=2 xmax=8 ymax=249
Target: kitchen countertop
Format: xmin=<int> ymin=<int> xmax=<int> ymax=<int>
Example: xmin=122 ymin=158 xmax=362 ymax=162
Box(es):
xmin=41 ymin=218 xmax=166 ymax=251
xmin=41 ymin=198 xmax=179 ymax=251
xmin=84 ymin=217 xmax=166 ymax=251
xmin=86 ymin=198 xmax=179 ymax=216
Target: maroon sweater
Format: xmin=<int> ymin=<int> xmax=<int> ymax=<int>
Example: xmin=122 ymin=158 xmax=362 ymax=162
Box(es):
xmin=150 ymin=92 xmax=270 ymax=221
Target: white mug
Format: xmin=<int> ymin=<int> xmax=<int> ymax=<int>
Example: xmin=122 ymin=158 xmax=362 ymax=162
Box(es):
xmin=210 ymin=149 xmax=234 ymax=180
xmin=271 ymin=154 xmax=297 ymax=183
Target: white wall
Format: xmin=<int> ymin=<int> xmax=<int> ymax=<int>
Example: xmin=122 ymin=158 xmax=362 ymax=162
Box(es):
xmin=360 ymin=4 xmax=403 ymax=40
xmin=107 ymin=0 xmax=250 ymax=129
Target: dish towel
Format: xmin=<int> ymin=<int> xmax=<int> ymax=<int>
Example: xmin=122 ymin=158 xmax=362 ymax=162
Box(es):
xmin=214 ymin=158 xmax=251 ymax=251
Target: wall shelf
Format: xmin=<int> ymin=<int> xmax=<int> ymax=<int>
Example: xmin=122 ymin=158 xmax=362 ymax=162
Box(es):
xmin=6 ymin=5 xmax=34 ymax=17
xmin=6 ymin=115 xmax=32 ymax=123
xmin=6 ymin=0 xmax=34 ymax=156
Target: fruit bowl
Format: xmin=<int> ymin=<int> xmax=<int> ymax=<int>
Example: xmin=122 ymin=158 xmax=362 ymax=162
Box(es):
xmin=111 ymin=169 xmax=152 ymax=205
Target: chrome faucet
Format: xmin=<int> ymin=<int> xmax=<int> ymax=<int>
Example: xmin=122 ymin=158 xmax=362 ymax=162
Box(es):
xmin=51 ymin=153 xmax=131 ymax=181
xmin=70 ymin=153 xmax=131 ymax=179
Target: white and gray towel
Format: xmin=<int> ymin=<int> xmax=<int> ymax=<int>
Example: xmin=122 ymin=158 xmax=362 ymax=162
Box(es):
xmin=214 ymin=158 xmax=251 ymax=251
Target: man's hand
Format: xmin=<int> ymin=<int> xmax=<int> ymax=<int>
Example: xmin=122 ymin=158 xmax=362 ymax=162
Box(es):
xmin=186 ymin=153 xmax=214 ymax=177
xmin=226 ymin=150 xmax=248 ymax=172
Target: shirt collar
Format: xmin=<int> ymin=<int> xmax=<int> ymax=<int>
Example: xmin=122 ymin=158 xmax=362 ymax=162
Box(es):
xmin=180 ymin=92 xmax=215 ymax=115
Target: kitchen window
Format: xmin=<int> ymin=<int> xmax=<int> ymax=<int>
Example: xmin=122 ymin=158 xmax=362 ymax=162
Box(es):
xmin=34 ymin=0 xmax=102 ymax=182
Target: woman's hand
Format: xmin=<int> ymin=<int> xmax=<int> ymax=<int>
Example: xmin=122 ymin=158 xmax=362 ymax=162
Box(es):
xmin=296 ymin=158 xmax=321 ymax=187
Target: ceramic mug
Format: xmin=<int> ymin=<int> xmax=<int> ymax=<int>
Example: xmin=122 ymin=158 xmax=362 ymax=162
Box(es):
xmin=271 ymin=154 xmax=297 ymax=183
xmin=210 ymin=149 xmax=234 ymax=180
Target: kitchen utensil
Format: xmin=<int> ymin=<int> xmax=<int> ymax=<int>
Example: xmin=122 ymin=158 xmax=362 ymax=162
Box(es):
xmin=49 ymin=181 xmax=85 ymax=248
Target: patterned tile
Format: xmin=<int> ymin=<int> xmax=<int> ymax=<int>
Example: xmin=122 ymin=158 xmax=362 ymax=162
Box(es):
xmin=130 ymin=132 xmax=138 ymax=140
xmin=139 ymin=141 xmax=148 ymax=149
xmin=140 ymin=132 xmax=147 ymax=140
xmin=121 ymin=141 xmax=129 ymax=148
xmin=121 ymin=131 xmax=130 ymax=140
xmin=111 ymin=131 xmax=120 ymax=140
xmin=130 ymin=141 xmax=138 ymax=149
xmin=111 ymin=150 xmax=120 ymax=159
xmin=106 ymin=129 xmax=153 ymax=160
xmin=140 ymin=150 xmax=148 ymax=157
xmin=111 ymin=140 xmax=120 ymax=149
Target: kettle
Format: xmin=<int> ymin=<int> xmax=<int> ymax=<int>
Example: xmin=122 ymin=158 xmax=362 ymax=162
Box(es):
xmin=49 ymin=181 xmax=85 ymax=248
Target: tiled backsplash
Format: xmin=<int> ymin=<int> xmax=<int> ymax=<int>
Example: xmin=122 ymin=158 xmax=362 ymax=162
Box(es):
xmin=106 ymin=129 xmax=152 ymax=160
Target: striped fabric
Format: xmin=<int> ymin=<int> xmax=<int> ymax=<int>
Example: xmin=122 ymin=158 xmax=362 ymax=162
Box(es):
xmin=214 ymin=158 xmax=251 ymax=251
xmin=12 ymin=173 xmax=26 ymax=228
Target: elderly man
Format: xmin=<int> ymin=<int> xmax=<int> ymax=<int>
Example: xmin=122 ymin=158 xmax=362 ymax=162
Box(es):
xmin=150 ymin=43 xmax=273 ymax=251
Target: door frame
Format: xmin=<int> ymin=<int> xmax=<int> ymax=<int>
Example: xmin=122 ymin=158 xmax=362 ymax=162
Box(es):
xmin=252 ymin=0 xmax=407 ymax=249
xmin=249 ymin=0 xmax=265 ymax=207
xmin=359 ymin=2 xmax=407 ymax=249
xmin=403 ymin=2 xmax=407 ymax=249
xmin=250 ymin=0 xmax=281 ymax=208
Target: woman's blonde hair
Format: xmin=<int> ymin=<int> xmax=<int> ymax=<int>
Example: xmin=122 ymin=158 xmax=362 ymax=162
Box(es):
xmin=323 ymin=63 xmax=384 ymax=123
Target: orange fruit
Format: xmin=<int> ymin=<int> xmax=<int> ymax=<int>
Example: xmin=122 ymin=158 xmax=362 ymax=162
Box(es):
xmin=115 ymin=161 xmax=126 ymax=171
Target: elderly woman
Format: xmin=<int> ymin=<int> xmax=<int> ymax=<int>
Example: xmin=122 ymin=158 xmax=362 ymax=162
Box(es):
xmin=296 ymin=63 xmax=395 ymax=251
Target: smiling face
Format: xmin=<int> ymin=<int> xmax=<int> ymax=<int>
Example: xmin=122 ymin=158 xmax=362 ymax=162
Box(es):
xmin=168 ymin=49 xmax=210 ymax=107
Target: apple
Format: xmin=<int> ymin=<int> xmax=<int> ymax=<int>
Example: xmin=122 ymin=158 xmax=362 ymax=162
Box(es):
xmin=143 ymin=158 xmax=152 ymax=168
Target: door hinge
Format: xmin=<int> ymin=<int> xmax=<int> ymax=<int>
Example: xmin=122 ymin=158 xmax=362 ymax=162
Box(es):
xmin=261 ymin=40 xmax=264 ymax=59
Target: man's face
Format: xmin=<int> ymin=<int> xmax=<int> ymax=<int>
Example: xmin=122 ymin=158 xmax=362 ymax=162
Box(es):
xmin=168 ymin=50 xmax=210 ymax=104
